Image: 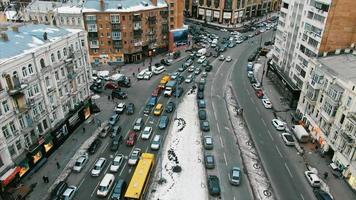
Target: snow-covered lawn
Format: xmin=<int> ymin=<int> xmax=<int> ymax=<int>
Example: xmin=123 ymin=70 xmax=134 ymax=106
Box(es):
xmin=148 ymin=90 xmax=208 ymax=200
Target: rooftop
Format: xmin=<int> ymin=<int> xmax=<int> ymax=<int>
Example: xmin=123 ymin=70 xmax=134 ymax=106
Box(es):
xmin=83 ymin=0 xmax=167 ymax=13
xmin=318 ymin=53 xmax=356 ymax=83
xmin=0 ymin=24 xmax=81 ymax=62
xmin=27 ymin=0 xmax=84 ymax=12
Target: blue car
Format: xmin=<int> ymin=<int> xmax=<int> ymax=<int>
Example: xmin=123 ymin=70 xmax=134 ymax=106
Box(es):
xmin=109 ymin=114 xmax=120 ymax=125
xmin=158 ymin=115 xmax=169 ymax=129
xmin=148 ymin=96 xmax=158 ymax=107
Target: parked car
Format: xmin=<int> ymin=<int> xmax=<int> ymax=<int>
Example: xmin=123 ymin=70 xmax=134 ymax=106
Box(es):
xmin=200 ymin=120 xmax=210 ymax=132
xmin=158 ymin=115 xmax=169 ymax=129
xmin=91 ymin=158 xmax=107 ymax=176
xmin=229 ymin=167 xmax=241 ymax=186
xmin=304 ymin=171 xmax=321 ymax=188
xmin=281 ymin=132 xmax=295 ymax=146
xmin=262 ymin=98 xmax=272 ymax=109
xmin=197 ymin=91 xmax=204 ymax=99
xmin=61 ymin=185 xmax=77 ymax=200
xmin=141 ymin=126 xmax=153 ymax=140
xmin=205 ymin=154 xmax=215 ymax=169
xmin=313 ymin=189 xmax=333 ymax=200
xmin=105 ymin=82 xmax=119 ymax=90
xmin=126 ymin=103 xmax=135 ymax=115
xmin=51 ymin=181 xmax=68 ymax=200
xmin=73 ymin=154 xmax=88 ymax=172
xmin=126 ymin=131 xmax=138 ymax=146
xmin=198 ymin=109 xmax=207 ymax=120
xmin=88 ymin=139 xmax=102 ymax=154
xmin=272 ymin=119 xmax=286 ymax=131
xmin=114 ymin=103 xmax=126 ymax=114
xmin=109 ymin=114 xmax=120 ymax=125
xmin=143 ymin=71 xmax=153 ymax=80
xmin=112 ymin=90 xmax=127 ymax=99
xmin=226 ymin=56 xmax=232 ymax=62
xmin=252 ymin=83 xmax=261 ymax=90
xmin=165 ymin=101 xmax=175 ymax=113
xmin=256 ymin=89 xmax=264 ymax=98
xmin=203 ymin=136 xmax=213 ymax=150
xmin=128 ymin=148 xmax=141 ymax=165
xmin=198 ymin=100 xmax=206 ymax=108
xmin=219 ymin=55 xmax=225 ymax=61
xmin=205 ymin=65 xmax=213 ymax=72
xmin=110 ymin=154 xmax=124 ymax=172
xmin=207 ymin=175 xmax=221 ymax=196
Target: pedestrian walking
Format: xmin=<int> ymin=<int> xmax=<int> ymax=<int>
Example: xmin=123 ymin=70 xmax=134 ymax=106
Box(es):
xmin=323 ymin=172 xmax=329 ymax=179
xmin=108 ymin=95 xmax=110 ymax=100
xmin=83 ymin=127 xmax=85 ymax=133
xmin=42 ymin=176 xmax=46 ymax=183
xmin=56 ymin=162 xmax=60 ymax=169
xmin=132 ymin=72 xmax=135 ymax=77
xmin=138 ymin=67 xmax=140 ymax=72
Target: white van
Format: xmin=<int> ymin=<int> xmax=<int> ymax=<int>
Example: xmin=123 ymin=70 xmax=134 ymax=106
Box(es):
xmin=196 ymin=48 xmax=207 ymax=57
xmin=291 ymin=125 xmax=310 ymax=143
xmin=153 ymin=65 xmax=166 ymax=75
xmin=97 ymin=173 xmax=115 ymax=197
xmin=136 ymin=69 xmax=148 ymax=80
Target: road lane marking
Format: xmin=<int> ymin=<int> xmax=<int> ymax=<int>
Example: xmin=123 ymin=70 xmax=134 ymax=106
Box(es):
xmin=267 ymin=130 xmax=274 ymax=141
xmin=284 ymin=163 xmax=293 ymax=178
xmin=91 ymin=180 xmax=101 ymax=197
xmin=101 ymin=142 xmax=110 ymax=154
xmin=219 ymin=136 xmax=224 ymax=147
xmin=275 ymin=146 xmax=283 ymax=158
xmin=223 ymin=153 xmax=228 ymax=166
xmin=261 ymin=119 xmax=266 ymax=126
xmin=77 ymin=176 xmax=86 ymax=189
xmin=216 ymin=124 xmax=220 ymax=133
xmin=300 ymin=193 xmax=305 ymax=200
xmin=256 ymin=108 xmax=260 ymax=114
xmin=119 ymin=162 xmax=127 ymax=176
xmin=212 ymin=103 xmax=218 ymax=119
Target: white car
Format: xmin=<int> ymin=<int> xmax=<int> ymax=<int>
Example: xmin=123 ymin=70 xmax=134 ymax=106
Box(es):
xmin=141 ymin=126 xmax=153 ymax=139
xmin=61 ymin=185 xmax=77 ymax=200
xmin=219 ymin=55 xmax=225 ymax=61
xmin=150 ymin=135 xmax=161 ymax=150
xmin=128 ymin=148 xmax=141 ymax=165
xmin=221 ymin=28 xmax=228 ymax=32
xmin=247 ymin=62 xmax=253 ymax=68
xmin=73 ymin=154 xmax=88 ymax=172
xmin=110 ymin=154 xmax=124 ymax=172
xmin=136 ymin=69 xmax=147 ymax=80
xmin=114 ymin=102 xmax=126 ymax=114
xmin=304 ymin=171 xmax=321 ymax=187
xmin=262 ymin=98 xmax=272 ymax=109
xmin=91 ymin=157 xmax=107 ymax=176
xmin=272 ymin=119 xmax=286 ymax=131
xmin=188 ymin=66 xmax=195 ymax=72
xmin=211 ymin=43 xmax=217 ymax=48
xmin=226 ymin=56 xmax=232 ymax=62
xmin=185 ymin=77 xmax=192 ymax=83
xmin=143 ymin=71 xmax=153 ymax=80
xmin=260 ymin=28 xmax=266 ymax=33
xmin=197 ymin=56 xmax=206 ymax=64
xmin=252 ymin=83 xmax=261 ymax=90
xmin=281 ymin=133 xmax=295 ymax=146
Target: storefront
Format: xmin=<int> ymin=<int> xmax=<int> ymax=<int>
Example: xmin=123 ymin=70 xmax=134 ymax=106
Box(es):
xmin=0 ymin=167 xmax=20 ymax=188
xmin=51 ymin=123 xmax=69 ymax=147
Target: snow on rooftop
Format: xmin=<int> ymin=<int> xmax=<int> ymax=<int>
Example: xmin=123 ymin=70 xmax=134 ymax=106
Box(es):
xmin=83 ymin=0 xmax=167 ymax=13
xmin=5 ymin=11 xmax=17 ymax=20
xmin=148 ymin=90 xmax=208 ymax=200
xmin=55 ymin=6 xmax=83 ymax=14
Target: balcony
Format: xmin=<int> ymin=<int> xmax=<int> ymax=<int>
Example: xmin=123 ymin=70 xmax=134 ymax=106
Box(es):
xmin=88 ymin=27 xmax=98 ymax=32
xmin=133 ymin=29 xmax=143 ymax=38
xmin=340 ymin=129 xmax=355 ymax=144
xmin=133 ymin=15 xmax=141 ymax=22
xmin=113 ymin=41 xmax=123 ymax=49
xmin=14 ymin=105 xmax=29 ymax=114
xmin=7 ymin=80 xmax=28 ymax=97
xmin=160 ymin=10 xmax=169 ymax=17
xmin=112 ymin=24 xmax=121 ymax=30
xmin=320 ymin=109 xmax=335 ymax=123
xmin=89 ymin=41 xmax=99 ymax=49
xmin=305 ymin=89 xmax=318 ymax=104
xmin=67 ymin=72 xmax=77 ymax=80
xmin=148 ymin=16 xmax=156 ymax=25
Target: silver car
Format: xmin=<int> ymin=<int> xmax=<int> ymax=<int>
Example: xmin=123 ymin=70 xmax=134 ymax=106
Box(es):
xmin=229 ymin=167 xmax=241 ymax=186
xmin=73 ymin=154 xmax=88 ymax=173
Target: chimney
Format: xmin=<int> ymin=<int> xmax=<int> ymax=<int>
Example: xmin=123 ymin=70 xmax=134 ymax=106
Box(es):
xmin=1 ymin=32 xmax=9 ymax=42
xmin=43 ymin=32 xmax=48 ymax=40
xmin=151 ymin=0 xmax=157 ymax=6
xmin=12 ymin=26 xmax=19 ymax=32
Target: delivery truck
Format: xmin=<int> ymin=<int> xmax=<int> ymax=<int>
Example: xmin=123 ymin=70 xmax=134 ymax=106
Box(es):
xmin=291 ymin=125 xmax=310 ymax=143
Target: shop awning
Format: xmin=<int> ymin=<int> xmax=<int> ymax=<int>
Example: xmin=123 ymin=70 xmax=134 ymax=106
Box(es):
xmin=0 ymin=167 xmax=20 ymax=186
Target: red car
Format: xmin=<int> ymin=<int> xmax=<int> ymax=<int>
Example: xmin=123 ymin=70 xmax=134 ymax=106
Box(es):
xmin=256 ymin=89 xmax=264 ymax=98
xmin=126 ymin=131 xmax=138 ymax=146
xmin=152 ymin=86 xmax=162 ymax=97
xmin=105 ymin=82 xmax=119 ymax=90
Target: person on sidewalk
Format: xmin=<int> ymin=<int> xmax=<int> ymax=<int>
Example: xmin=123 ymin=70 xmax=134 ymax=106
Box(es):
xmin=108 ymin=95 xmax=110 ymax=100
xmin=323 ymin=172 xmax=329 ymax=179
xmin=56 ymin=162 xmax=60 ymax=169
xmin=42 ymin=176 xmax=46 ymax=183
xmin=83 ymin=127 xmax=86 ymax=133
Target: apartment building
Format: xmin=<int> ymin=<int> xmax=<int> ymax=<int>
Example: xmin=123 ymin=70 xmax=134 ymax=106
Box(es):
xmin=297 ymin=54 xmax=356 ymax=190
xmin=270 ymin=0 xmax=356 ymax=107
xmin=185 ymin=0 xmax=281 ymax=25
xmin=0 ymin=24 xmax=92 ymax=190
xmin=83 ymin=0 xmax=171 ymax=64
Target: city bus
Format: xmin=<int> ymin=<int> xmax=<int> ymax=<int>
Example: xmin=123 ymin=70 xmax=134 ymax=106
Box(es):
xmin=124 ymin=153 xmax=155 ymax=200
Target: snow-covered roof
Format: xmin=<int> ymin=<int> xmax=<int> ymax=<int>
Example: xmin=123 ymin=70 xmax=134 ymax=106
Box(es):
xmin=55 ymin=6 xmax=83 ymax=14
xmin=4 ymin=11 xmax=17 ymax=20
xmin=27 ymin=0 xmax=85 ymax=13
xmin=0 ymin=24 xmax=81 ymax=62
xmin=83 ymin=0 xmax=167 ymax=13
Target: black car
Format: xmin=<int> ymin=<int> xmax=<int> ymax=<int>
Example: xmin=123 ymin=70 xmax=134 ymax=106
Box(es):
xmin=90 ymin=84 xmax=103 ymax=93
xmin=264 ymin=40 xmax=274 ymax=46
xmin=313 ymin=189 xmax=333 ymax=200
xmin=165 ymin=102 xmax=175 ymax=113
xmin=207 ymin=175 xmax=221 ymax=196
xmin=88 ymin=139 xmax=102 ymax=154
xmin=205 ymin=65 xmax=213 ymax=72
xmin=110 ymin=136 xmax=122 ymax=151
xmin=177 ymin=75 xmax=184 ymax=84
xmin=197 ymin=91 xmax=204 ymax=99
xmin=51 ymin=181 xmax=68 ymax=200
xmin=173 ymin=51 xmax=181 ymax=59
xmin=160 ymin=59 xmax=171 ymax=66
xmin=198 ymin=82 xmax=205 ymax=92
xmin=126 ymin=103 xmax=135 ymax=115
xmin=249 ymin=76 xmax=257 ymax=84
xmin=143 ymin=104 xmax=153 ymax=115
xmin=198 ymin=109 xmax=207 ymax=120
xmin=248 ymin=54 xmax=256 ymax=62
xmin=117 ymin=77 xmax=131 ymax=88
xmin=112 ymin=90 xmax=127 ymax=99
xmin=173 ymin=87 xmax=184 ymax=97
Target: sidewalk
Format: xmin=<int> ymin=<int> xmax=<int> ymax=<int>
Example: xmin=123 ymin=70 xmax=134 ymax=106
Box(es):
xmin=254 ymin=56 xmax=356 ymax=200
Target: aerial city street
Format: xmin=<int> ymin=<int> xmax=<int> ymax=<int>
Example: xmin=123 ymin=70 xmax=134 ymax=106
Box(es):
xmin=0 ymin=0 xmax=356 ymax=200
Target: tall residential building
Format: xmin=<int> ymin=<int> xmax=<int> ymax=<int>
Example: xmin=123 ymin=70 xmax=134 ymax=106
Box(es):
xmin=297 ymin=54 xmax=356 ymax=190
xmin=271 ymin=0 xmax=356 ymax=89
xmin=0 ymin=24 xmax=92 ymax=189
xmin=185 ymin=0 xmax=281 ymax=25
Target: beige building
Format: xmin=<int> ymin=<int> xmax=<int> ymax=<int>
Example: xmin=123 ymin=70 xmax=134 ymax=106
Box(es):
xmin=297 ymin=54 xmax=356 ymax=190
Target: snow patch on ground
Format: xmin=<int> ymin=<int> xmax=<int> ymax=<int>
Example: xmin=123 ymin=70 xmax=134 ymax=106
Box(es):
xmin=148 ymin=90 xmax=208 ymax=200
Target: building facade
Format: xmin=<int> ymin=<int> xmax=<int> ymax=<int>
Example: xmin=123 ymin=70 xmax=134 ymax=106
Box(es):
xmin=82 ymin=0 xmax=171 ymax=64
xmin=271 ymin=0 xmax=356 ymax=89
xmin=297 ymin=54 xmax=356 ymax=190
xmin=185 ymin=0 xmax=281 ymax=25
xmin=0 ymin=24 xmax=92 ymax=191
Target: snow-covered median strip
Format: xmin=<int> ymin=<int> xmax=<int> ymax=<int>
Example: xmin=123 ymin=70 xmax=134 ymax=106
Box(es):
xmin=148 ymin=90 xmax=208 ymax=200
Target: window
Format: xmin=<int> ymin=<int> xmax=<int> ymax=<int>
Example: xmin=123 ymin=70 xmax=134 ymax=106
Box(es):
xmin=22 ymin=67 xmax=27 ymax=77
xmin=63 ymin=48 xmax=67 ymax=56
xmin=18 ymin=117 xmax=25 ymax=129
xmin=107 ymin=32 xmax=111 ymax=38
xmin=71 ymin=17 xmax=75 ymax=24
xmin=8 ymin=144 xmax=16 ymax=156
xmin=81 ymin=39 xmax=85 ymax=47
xmin=59 ymin=88 xmax=63 ymax=97
xmin=347 ymin=97 xmax=352 ymax=107
xmin=9 ymin=122 xmax=16 ymax=135
xmin=75 ymin=42 xmax=79 ymax=50
xmin=78 ymin=17 xmax=81 ymax=24
xmin=57 ymin=50 xmax=61 ymax=60
xmin=43 ymin=119 xmax=48 ymax=130
xmin=51 ymin=53 xmax=55 ymax=62
xmin=55 ymin=71 xmax=59 ymax=80
xmin=27 ymin=88 xmax=34 ymax=97
xmin=60 ymin=68 xmax=65 ymax=76
xmin=38 ymin=102 xmax=44 ymax=112
xmin=40 ymin=58 xmax=46 ymax=68
xmin=2 ymin=101 xmax=9 ymax=113
xmin=37 ymin=123 xmax=43 ymax=134
xmin=28 ymin=64 xmax=34 ymax=74
xmin=34 ymin=84 xmax=40 ymax=94
xmin=16 ymin=139 xmax=22 ymax=151
xmin=2 ymin=126 xmax=10 ymax=139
